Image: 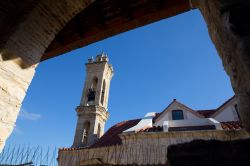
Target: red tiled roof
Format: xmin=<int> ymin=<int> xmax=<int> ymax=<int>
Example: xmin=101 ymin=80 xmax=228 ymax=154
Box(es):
xmin=197 ymin=109 xmax=216 ymax=118
xmin=91 ymin=119 xmax=140 ymax=148
xmin=59 ymin=119 xmax=140 ymax=151
xmin=221 ymin=121 xmax=243 ymax=130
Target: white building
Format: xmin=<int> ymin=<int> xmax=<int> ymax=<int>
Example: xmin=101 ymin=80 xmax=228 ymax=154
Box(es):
xmin=124 ymin=96 xmax=240 ymax=133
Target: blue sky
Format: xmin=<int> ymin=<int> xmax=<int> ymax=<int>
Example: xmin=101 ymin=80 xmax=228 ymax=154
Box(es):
xmin=7 ymin=9 xmax=234 ymax=149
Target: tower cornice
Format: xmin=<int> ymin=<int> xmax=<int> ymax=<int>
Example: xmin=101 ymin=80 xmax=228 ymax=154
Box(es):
xmin=76 ymin=105 xmax=109 ymax=121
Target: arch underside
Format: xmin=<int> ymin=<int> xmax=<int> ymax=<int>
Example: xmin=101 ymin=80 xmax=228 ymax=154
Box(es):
xmin=1 ymin=0 xmax=250 ymax=153
xmin=42 ymin=0 xmax=192 ymax=61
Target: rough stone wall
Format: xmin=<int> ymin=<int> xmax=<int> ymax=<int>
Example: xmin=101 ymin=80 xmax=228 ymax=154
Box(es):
xmin=0 ymin=57 xmax=36 ymax=151
xmin=58 ymin=130 xmax=250 ymax=166
xmin=198 ymin=0 xmax=250 ymax=131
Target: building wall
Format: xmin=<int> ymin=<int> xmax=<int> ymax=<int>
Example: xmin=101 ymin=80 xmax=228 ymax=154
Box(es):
xmin=0 ymin=58 xmax=36 ymax=151
xmin=155 ymin=103 xmax=201 ymax=126
xmin=58 ymin=130 xmax=250 ymax=166
xmin=155 ymin=98 xmax=240 ymax=128
xmin=214 ymin=102 xmax=239 ymax=122
xmin=186 ymin=111 xmax=200 ymax=120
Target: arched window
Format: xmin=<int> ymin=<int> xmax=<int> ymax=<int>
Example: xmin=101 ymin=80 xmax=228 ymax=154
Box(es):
xmin=91 ymin=77 xmax=98 ymax=90
xmin=97 ymin=123 xmax=101 ymax=138
xmin=101 ymin=80 xmax=106 ymax=105
xmin=172 ymin=110 xmax=184 ymax=120
xmin=87 ymin=77 xmax=98 ymax=102
xmin=82 ymin=121 xmax=90 ymax=144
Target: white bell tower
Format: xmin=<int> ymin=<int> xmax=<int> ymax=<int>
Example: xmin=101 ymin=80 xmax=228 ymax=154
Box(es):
xmin=72 ymin=53 xmax=114 ymax=148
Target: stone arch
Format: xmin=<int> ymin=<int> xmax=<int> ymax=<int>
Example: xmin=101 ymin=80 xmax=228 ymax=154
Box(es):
xmin=0 ymin=0 xmax=95 ymax=151
xmin=87 ymin=77 xmax=98 ymax=103
xmin=82 ymin=121 xmax=90 ymax=145
xmin=91 ymin=77 xmax=98 ymax=91
xmin=1 ymin=0 xmax=250 ymax=152
xmin=97 ymin=123 xmax=101 ymax=138
xmin=1 ymin=0 xmax=95 ymax=67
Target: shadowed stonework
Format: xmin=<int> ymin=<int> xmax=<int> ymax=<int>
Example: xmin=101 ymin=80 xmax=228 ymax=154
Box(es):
xmin=167 ymin=139 xmax=250 ymax=166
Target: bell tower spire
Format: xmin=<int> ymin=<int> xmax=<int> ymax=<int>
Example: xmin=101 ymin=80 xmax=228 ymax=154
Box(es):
xmin=72 ymin=53 xmax=114 ymax=148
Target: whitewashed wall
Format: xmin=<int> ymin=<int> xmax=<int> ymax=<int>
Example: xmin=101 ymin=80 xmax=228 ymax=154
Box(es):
xmin=154 ymin=102 xmax=201 ymax=126
xmin=214 ymin=101 xmax=239 ymax=122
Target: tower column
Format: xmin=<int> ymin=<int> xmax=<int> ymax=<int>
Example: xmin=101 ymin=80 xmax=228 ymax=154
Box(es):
xmin=72 ymin=53 xmax=113 ymax=148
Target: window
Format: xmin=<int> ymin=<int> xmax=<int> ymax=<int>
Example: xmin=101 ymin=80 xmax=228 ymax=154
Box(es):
xmin=97 ymin=123 xmax=101 ymax=138
xmin=101 ymin=80 xmax=106 ymax=105
xmin=87 ymin=77 xmax=98 ymax=102
xmin=91 ymin=77 xmax=98 ymax=90
xmin=172 ymin=110 xmax=184 ymax=120
xmin=82 ymin=121 xmax=90 ymax=144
